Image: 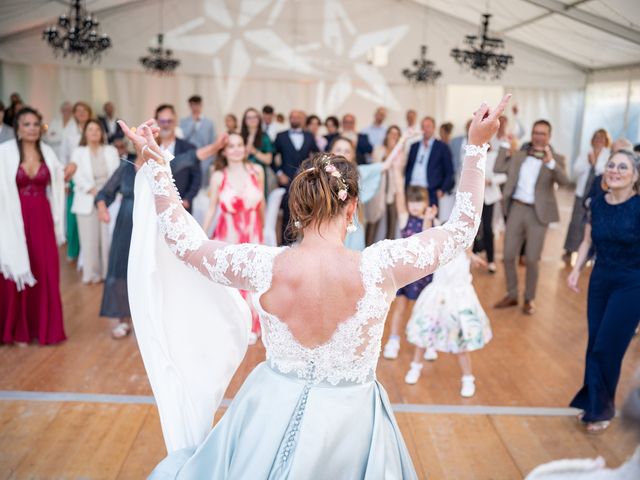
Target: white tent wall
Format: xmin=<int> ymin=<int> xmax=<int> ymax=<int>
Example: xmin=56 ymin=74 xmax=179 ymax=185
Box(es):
xmin=0 ymin=59 xmax=585 ymax=163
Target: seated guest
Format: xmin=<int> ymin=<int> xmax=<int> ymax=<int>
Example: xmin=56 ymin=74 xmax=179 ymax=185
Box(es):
xmin=494 ymin=120 xmax=569 ymax=315
xmin=324 ymin=115 xmax=340 ymax=151
xmin=404 ymin=116 xmax=454 ymax=208
xmin=98 ymin=101 xmax=124 ymax=144
xmin=341 ymin=113 xmax=373 ymax=165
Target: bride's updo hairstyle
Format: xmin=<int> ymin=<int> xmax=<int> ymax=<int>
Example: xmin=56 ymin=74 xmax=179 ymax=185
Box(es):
xmin=288 ymin=152 xmax=359 ymax=236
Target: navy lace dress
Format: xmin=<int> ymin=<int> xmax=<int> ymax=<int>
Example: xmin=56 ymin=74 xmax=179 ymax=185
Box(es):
xmin=570 ymin=194 xmax=640 ymax=422
xmin=396 ymin=215 xmax=433 ymax=300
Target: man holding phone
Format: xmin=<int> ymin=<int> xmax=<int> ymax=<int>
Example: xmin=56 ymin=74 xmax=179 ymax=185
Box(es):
xmin=493 ymin=120 xmax=569 ymax=315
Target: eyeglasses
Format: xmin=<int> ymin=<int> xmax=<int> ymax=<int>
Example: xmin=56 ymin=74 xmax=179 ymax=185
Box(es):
xmin=157 ymin=119 xmax=174 ymax=126
xmin=605 ymin=162 xmax=631 ymax=173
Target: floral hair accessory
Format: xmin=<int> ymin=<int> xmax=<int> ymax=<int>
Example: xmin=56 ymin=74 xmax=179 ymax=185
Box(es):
xmin=320 ymin=155 xmax=349 ymax=203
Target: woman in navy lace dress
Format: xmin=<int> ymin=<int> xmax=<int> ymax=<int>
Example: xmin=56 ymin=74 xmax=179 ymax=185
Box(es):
xmin=568 ymin=149 xmax=640 ymax=434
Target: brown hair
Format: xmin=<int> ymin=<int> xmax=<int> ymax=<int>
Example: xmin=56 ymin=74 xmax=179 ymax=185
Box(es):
xmin=288 ymin=153 xmax=360 ymax=238
xmin=214 ymin=132 xmax=247 ymax=171
xmin=406 ymin=186 xmax=429 ymax=203
xmin=591 ymin=128 xmax=612 ymax=148
xmin=72 ymin=101 xmax=93 ymax=120
xmin=14 ymin=107 xmax=45 ymax=165
xmin=439 ymin=122 xmax=453 ymax=136
xmin=79 ymin=119 xmax=106 ymax=146
xmin=383 ymin=125 xmax=402 ymax=149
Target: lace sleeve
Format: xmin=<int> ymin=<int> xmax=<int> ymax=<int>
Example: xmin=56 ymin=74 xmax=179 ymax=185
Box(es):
xmin=142 ymin=152 xmax=277 ymax=292
xmin=366 ymin=144 xmax=488 ymax=291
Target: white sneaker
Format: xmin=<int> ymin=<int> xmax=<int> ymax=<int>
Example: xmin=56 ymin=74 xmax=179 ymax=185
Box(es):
xmin=404 ymin=362 xmax=423 ymax=384
xmin=423 ymin=348 xmax=438 ymax=361
xmin=383 ymin=337 xmax=400 ymax=359
xmin=460 ymin=375 xmax=476 ymax=398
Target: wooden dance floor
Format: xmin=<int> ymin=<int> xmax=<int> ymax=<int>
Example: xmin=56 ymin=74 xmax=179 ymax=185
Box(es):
xmin=1 ymin=188 xmax=638 ymax=479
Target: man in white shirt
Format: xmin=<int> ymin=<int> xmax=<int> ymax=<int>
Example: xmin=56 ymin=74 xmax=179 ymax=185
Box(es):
xmin=494 ymin=120 xmax=569 ymax=315
xmin=43 ymin=101 xmax=72 ymax=156
xmin=0 ymin=101 xmax=15 ymax=144
xmin=362 ymin=107 xmax=387 ymax=148
xmin=98 ymin=102 xmax=124 ymax=144
xmin=262 ymin=104 xmax=286 ymax=142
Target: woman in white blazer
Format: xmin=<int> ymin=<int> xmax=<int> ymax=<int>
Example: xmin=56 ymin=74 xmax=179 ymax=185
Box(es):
xmin=71 ymin=119 xmax=120 ymax=283
xmin=563 ymin=129 xmax=611 ymax=262
xmin=474 ymin=147 xmax=507 ymax=273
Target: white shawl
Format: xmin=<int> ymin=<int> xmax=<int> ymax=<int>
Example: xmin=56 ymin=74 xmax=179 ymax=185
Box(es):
xmin=128 ymin=163 xmax=251 ymax=453
xmin=0 ymin=139 xmax=65 ymax=290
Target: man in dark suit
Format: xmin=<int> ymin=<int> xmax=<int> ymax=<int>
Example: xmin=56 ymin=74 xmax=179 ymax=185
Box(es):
xmin=154 ymin=104 xmax=202 ymax=214
xmin=404 ymin=116 xmax=454 ymax=207
xmin=273 ymin=109 xmax=319 ymax=244
xmin=341 ymin=113 xmax=372 ymax=164
xmin=98 ymin=101 xmax=124 ymax=144
xmin=493 ymin=120 xmax=569 ymax=315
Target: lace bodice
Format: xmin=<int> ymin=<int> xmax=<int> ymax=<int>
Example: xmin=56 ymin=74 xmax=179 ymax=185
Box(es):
xmin=142 ymin=145 xmax=487 ymax=385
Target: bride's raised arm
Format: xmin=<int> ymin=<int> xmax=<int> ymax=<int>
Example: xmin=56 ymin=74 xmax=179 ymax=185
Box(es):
xmin=120 ymin=120 xmax=272 ymax=293
xmin=366 ymin=95 xmax=511 ymax=290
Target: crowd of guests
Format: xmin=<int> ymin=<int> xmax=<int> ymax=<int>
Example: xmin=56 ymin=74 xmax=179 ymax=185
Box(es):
xmin=1 ymin=91 xmax=639 ymax=435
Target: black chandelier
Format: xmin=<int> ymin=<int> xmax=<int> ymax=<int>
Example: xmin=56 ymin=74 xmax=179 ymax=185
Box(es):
xmin=42 ymin=0 xmax=111 ymax=63
xmin=139 ymin=34 xmax=181 ymax=75
xmin=402 ymin=45 xmax=441 ymax=85
xmin=450 ymin=14 xmax=513 ymax=80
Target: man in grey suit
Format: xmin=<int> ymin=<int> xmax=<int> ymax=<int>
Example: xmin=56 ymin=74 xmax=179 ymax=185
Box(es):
xmin=494 ymin=120 xmax=569 ymax=315
xmin=0 ymin=102 xmax=15 ymax=144
xmin=179 ymin=95 xmax=216 ymax=187
xmin=449 ymin=119 xmax=472 ymax=183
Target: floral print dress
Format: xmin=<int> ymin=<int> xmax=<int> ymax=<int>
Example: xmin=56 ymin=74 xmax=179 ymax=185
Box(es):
xmin=406 ymin=251 xmax=492 ymax=353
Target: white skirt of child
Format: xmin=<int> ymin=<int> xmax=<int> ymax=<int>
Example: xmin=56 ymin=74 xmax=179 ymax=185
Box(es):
xmin=406 ymin=253 xmax=492 ymax=353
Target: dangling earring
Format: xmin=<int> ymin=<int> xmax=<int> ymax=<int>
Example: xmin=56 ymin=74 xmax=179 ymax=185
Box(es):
xmin=346 ymin=219 xmax=357 ymax=234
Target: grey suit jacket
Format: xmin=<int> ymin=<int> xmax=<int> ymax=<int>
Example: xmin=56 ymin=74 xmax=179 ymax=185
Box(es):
xmin=179 ymin=116 xmax=215 ymax=149
xmin=0 ymin=125 xmax=15 ymax=144
xmin=494 ymin=147 xmax=569 ymax=225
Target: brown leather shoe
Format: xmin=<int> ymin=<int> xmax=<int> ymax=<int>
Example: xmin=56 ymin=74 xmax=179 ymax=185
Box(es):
xmin=523 ymin=300 xmax=536 ymax=315
xmin=494 ymin=296 xmax=518 ymax=309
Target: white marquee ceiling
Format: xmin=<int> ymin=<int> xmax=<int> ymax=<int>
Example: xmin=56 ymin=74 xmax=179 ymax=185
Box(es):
xmin=0 ymin=0 xmax=638 ymax=101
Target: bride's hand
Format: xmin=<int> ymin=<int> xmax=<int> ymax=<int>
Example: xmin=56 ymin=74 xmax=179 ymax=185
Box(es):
xmin=467 ymin=94 xmax=511 ymax=146
xmin=118 ymin=119 xmax=164 ymax=164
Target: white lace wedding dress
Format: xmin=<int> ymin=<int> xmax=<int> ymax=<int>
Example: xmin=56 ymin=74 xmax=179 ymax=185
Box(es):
xmin=128 ymin=145 xmax=488 ymax=479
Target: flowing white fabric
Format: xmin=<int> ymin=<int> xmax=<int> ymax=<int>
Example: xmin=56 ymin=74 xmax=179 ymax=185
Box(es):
xmin=128 ymin=158 xmax=251 ymax=454
xmin=0 ymin=139 xmax=65 ymax=290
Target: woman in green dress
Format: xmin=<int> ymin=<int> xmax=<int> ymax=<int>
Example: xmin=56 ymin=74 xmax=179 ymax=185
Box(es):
xmin=240 ymin=107 xmax=273 ymax=198
xmin=60 ymin=101 xmax=92 ymax=260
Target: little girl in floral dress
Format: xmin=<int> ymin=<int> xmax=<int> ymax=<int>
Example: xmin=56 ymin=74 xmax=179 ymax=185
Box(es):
xmin=404 ymin=247 xmax=492 ymax=397
xmin=383 ymin=172 xmax=438 ymax=360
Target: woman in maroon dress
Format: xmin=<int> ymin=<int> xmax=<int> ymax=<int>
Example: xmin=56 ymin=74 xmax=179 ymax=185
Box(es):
xmin=0 ymin=107 xmax=66 ymax=345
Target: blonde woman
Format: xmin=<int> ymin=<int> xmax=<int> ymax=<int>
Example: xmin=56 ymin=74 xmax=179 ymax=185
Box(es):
xmin=71 ymin=119 xmax=119 ymax=283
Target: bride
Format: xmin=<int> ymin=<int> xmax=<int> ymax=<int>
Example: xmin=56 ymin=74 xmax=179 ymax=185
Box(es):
xmin=120 ymin=95 xmax=510 ymax=479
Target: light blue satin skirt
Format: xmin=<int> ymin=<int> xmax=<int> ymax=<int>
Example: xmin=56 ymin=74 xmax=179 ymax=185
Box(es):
xmin=150 ymin=362 xmax=417 ymax=479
